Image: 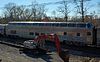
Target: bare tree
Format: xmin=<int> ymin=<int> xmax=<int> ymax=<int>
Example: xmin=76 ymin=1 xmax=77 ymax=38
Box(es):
xmin=4 ymin=3 xmax=16 ymax=21
xmin=37 ymin=5 xmax=47 ymax=20
xmin=97 ymin=2 xmax=100 ymax=16
xmin=57 ymin=0 xmax=71 ymax=22
xmin=3 ymin=1 xmax=47 ymax=21
xmin=73 ymin=0 xmax=91 ymax=22
xmin=4 ymin=3 xmax=26 ymax=21
xmin=52 ymin=10 xmax=56 ymax=19
xmin=15 ymin=5 xmax=25 ymax=20
xmin=28 ymin=1 xmax=47 ymax=21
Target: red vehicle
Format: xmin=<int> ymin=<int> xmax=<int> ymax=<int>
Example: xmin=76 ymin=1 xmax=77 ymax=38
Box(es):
xmin=23 ymin=34 xmax=69 ymax=62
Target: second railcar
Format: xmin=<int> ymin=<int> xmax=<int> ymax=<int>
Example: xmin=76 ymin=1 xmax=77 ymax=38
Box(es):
xmin=6 ymin=22 xmax=94 ymax=45
xmin=0 ymin=24 xmax=7 ymax=36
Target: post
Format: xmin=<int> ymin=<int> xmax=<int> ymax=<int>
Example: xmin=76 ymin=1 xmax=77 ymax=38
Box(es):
xmin=81 ymin=0 xmax=84 ymax=22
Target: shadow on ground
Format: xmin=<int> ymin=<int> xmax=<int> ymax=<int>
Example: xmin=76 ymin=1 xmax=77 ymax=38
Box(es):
xmin=69 ymin=49 xmax=100 ymax=58
xmin=22 ymin=50 xmax=53 ymax=62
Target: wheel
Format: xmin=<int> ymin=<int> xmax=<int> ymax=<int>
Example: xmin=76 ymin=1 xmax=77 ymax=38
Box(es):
xmin=19 ymin=51 xmax=23 ymax=54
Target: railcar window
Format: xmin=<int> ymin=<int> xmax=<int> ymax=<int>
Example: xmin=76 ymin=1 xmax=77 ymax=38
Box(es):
xmin=18 ymin=23 xmax=23 ymax=25
xmin=21 ymin=23 xmax=26 ymax=25
xmin=41 ymin=33 xmax=45 ymax=35
xmin=12 ymin=23 xmax=16 ymax=25
xmin=52 ymin=23 xmax=59 ymax=26
xmin=30 ymin=23 xmax=33 ymax=25
xmin=0 ymin=29 xmax=3 ymax=31
xmin=9 ymin=23 xmax=14 ymax=25
xmin=15 ymin=23 xmax=24 ymax=25
xmin=60 ymin=23 xmax=67 ymax=27
xmin=35 ymin=32 xmax=39 ymax=36
xmin=29 ymin=32 xmax=34 ymax=35
xmin=33 ymin=23 xmax=39 ymax=26
xmin=45 ymin=23 xmax=51 ymax=26
xmin=77 ymin=24 xmax=86 ymax=28
xmin=76 ymin=33 xmax=80 ymax=36
xmin=10 ymin=30 xmax=16 ymax=34
xmin=44 ymin=23 xmax=47 ymax=26
xmin=28 ymin=23 xmax=31 ymax=25
xmin=26 ymin=23 xmax=32 ymax=25
xmin=39 ymin=23 xmax=44 ymax=26
xmin=87 ymin=32 xmax=91 ymax=36
xmin=63 ymin=32 xmax=67 ymax=35
xmin=51 ymin=23 xmax=54 ymax=26
xmin=68 ymin=23 xmax=76 ymax=27
xmin=19 ymin=23 xmax=22 ymax=25
xmin=10 ymin=23 xmax=17 ymax=25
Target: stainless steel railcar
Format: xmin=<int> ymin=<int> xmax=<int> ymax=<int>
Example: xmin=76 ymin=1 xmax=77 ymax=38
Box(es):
xmin=5 ymin=21 xmax=95 ymax=45
xmin=0 ymin=24 xmax=7 ymax=36
xmin=97 ymin=26 xmax=100 ymax=45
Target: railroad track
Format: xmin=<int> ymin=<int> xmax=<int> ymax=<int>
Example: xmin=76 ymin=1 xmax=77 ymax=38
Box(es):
xmin=0 ymin=40 xmax=100 ymax=51
xmin=62 ymin=44 xmax=100 ymax=54
xmin=0 ymin=41 xmax=24 ymax=48
xmin=1 ymin=39 xmax=100 ymax=53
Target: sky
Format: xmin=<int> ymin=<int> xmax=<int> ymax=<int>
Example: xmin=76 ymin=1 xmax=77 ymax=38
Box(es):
xmin=0 ymin=0 xmax=99 ymax=17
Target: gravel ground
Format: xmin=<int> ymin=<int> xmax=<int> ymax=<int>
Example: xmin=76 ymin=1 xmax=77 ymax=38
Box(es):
xmin=0 ymin=44 xmax=63 ymax=62
xmin=69 ymin=50 xmax=100 ymax=62
xmin=69 ymin=55 xmax=100 ymax=62
xmin=1 ymin=43 xmax=100 ymax=62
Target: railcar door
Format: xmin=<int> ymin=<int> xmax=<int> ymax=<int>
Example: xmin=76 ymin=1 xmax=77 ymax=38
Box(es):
xmin=92 ymin=27 xmax=97 ymax=45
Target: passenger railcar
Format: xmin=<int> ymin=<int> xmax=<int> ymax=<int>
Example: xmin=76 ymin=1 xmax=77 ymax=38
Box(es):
xmin=5 ymin=21 xmax=95 ymax=45
xmin=97 ymin=26 xmax=100 ymax=45
xmin=0 ymin=24 xmax=7 ymax=36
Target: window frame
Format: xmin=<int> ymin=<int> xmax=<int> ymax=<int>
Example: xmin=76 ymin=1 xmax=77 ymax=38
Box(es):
xmin=10 ymin=30 xmax=16 ymax=34
xmin=76 ymin=33 xmax=80 ymax=36
xmin=29 ymin=32 xmax=34 ymax=35
xmin=87 ymin=32 xmax=91 ymax=36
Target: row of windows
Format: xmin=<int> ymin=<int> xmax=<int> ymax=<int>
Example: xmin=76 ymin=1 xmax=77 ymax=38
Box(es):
xmin=10 ymin=30 xmax=91 ymax=37
xmin=63 ymin=32 xmax=91 ymax=36
xmin=29 ymin=32 xmax=45 ymax=36
xmin=9 ymin=23 xmax=93 ymax=28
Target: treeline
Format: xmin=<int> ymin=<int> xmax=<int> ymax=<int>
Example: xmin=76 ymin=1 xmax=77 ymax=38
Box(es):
xmin=0 ymin=0 xmax=100 ymax=24
xmin=0 ymin=2 xmax=48 ymax=23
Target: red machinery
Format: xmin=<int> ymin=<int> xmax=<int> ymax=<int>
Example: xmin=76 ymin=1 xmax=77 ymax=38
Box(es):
xmin=23 ymin=34 xmax=69 ymax=62
xmin=33 ymin=34 xmax=69 ymax=62
xmin=34 ymin=34 xmax=61 ymax=54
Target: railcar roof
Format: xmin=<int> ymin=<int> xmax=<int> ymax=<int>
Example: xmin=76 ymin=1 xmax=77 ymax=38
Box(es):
xmin=0 ymin=24 xmax=8 ymax=26
xmin=9 ymin=21 xmax=88 ymax=24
